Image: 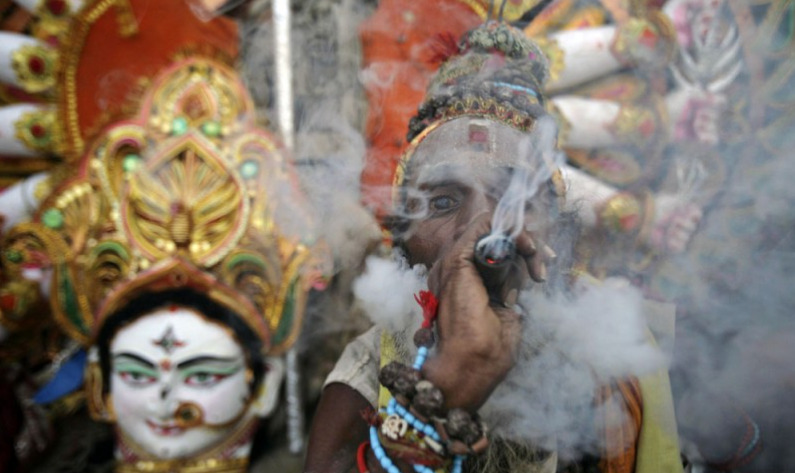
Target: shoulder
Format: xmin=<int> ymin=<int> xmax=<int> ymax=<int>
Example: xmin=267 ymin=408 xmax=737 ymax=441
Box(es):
xmin=323 ymin=326 xmax=382 ymax=406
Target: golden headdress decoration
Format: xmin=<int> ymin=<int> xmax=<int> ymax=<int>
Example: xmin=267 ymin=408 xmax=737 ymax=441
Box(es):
xmin=2 ymin=0 xmax=325 ymax=356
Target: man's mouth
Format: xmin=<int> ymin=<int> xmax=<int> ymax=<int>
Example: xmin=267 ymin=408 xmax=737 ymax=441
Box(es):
xmin=146 ymin=420 xmax=185 ymax=436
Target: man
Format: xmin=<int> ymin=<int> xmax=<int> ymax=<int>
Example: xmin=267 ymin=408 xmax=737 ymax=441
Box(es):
xmin=306 ymin=20 xmax=681 ymax=473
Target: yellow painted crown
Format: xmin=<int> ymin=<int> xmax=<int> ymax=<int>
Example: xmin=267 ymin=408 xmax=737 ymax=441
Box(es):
xmin=4 ymin=55 xmax=324 ymax=355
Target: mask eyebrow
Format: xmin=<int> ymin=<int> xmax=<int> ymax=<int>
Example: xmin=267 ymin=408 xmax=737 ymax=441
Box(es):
xmin=176 ymin=356 xmax=240 ymax=371
xmin=113 ymin=352 xmax=156 ymax=369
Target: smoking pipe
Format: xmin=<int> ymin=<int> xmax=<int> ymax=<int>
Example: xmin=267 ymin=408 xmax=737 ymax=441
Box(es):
xmin=474 ymin=233 xmax=516 ymax=302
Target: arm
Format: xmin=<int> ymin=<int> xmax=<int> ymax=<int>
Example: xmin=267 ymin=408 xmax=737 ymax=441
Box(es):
xmin=305 ymin=383 xmax=372 ymax=473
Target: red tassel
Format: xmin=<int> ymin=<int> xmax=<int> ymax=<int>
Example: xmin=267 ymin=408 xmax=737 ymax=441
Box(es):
xmin=414 ymin=290 xmax=439 ymax=328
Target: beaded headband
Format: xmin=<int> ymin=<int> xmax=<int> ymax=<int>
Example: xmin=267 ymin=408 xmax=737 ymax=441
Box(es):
xmin=396 ymin=20 xmax=564 ymax=202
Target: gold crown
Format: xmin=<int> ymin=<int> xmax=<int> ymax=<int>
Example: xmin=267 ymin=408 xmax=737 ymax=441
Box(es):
xmin=3 ymin=56 xmax=325 ymax=355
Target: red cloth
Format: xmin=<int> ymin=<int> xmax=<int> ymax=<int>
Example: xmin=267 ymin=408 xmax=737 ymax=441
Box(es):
xmin=63 ymin=0 xmax=238 ymax=157
xmin=358 ymin=0 xmax=482 ymax=216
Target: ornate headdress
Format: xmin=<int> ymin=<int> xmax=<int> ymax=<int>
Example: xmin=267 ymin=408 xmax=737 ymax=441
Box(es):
xmin=406 ymin=21 xmax=549 ymax=143
xmin=396 ymin=20 xmax=564 ymax=198
xmin=1 ymin=0 xmax=323 ymax=357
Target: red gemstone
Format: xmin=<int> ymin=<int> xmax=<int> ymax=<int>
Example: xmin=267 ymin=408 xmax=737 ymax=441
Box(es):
xmin=28 ymin=56 xmax=45 ymax=75
xmin=30 ymin=124 xmax=46 ymax=138
xmin=47 ymin=0 xmax=67 ymax=16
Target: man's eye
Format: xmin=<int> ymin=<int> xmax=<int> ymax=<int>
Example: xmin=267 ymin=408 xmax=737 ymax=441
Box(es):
xmin=119 ymin=371 xmax=157 ymax=386
xmin=429 ymin=195 xmax=457 ymax=213
xmin=184 ymin=372 xmax=227 ymax=387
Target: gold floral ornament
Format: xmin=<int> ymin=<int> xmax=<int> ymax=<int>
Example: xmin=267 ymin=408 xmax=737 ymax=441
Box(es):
xmin=121 ymin=138 xmax=249 ymax=266
xmin=610 ymin=11 xmax=677 ymax=69
xmin=11 ymin=43 xmax=58 ymax=94
xmin=31 ymin=0 xmax=80 ymax=43
xmin=14 ymin=108 xmax=59 ymax=153
xmin=20 ymin=56 xmax=327 ymax=355
xmin=0 ymin=224 xmax=66 ymax=332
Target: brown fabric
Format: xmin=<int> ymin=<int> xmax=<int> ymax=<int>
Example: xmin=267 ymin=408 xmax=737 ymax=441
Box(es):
xmin=597 ymin=377 xmax=643 ymax=473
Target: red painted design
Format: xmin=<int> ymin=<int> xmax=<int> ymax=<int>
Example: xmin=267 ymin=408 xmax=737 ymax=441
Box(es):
xmin=468 ymin=129 xmax=488 ymax=143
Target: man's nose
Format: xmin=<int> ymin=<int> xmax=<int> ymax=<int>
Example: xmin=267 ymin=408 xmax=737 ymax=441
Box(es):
xmin=456 ymin=190 xmax=496 ymax=232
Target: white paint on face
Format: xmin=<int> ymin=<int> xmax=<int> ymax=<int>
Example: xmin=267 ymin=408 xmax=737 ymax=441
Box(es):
xmin=109 ymin=308 xmax=252 ymax=459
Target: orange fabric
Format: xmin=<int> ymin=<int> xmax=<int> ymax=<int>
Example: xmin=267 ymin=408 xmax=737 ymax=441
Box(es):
xmin=597 ymin=377 xmax=643 ymax=473
xmin=359 ymin=0 xmax=482 ymax=216
xmin=71 ymin=0 xmax=238 ymax=149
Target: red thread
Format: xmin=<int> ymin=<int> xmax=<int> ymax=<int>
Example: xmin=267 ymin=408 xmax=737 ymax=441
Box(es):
xmin=414 ymin=290 xmax=438 ymax=329
xmin=361 ymin=407 xmax=380 ymax=426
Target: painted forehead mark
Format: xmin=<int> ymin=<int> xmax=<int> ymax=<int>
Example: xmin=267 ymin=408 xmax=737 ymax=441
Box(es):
xmin=152 ymin=325 xmax=186 ymax=354
xmin=468 ymin=121 xmax=493 ymax=154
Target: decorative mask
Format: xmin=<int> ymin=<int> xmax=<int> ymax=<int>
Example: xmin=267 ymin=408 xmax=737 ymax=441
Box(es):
xmin=94 ymin=294 xmax=285 ymax=468
xmin=0 ymin=2 xmax=328 ymax=471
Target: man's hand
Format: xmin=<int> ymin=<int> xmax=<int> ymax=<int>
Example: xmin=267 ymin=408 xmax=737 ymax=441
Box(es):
xmin=422 ymin=213 xmax=546 ymax=411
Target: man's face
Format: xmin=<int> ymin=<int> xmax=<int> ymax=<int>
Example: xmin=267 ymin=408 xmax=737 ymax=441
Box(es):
xmin=397 ymin=118 xmax=555 ymax=269
xmin=109 ymin=308 xmax=252 ymax=459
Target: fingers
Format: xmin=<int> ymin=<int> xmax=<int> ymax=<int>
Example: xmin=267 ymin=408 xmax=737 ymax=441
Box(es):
xmin=426 ymin=212 xmax=491 ymax=296
xmin=427 ymin=212 xmax=492 ymax=297
xmin=514 ymin=231 xmax=537 ymax=257
xmin=450 ymin=212 xmax=493 ymax=264
xmin=666 ymin=205 xmax=703 ymax=253
xmin=515 ymin=230 xmax=556 ymax=284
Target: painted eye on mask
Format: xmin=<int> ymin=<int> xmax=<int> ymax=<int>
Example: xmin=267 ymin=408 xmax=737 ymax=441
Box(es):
xmin=183 ymin=372 xmax=229 ymax=387
xmin=118 ymin=370 xmax=158 ymax=386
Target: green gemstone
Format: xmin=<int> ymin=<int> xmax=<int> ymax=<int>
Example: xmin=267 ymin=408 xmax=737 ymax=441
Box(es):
xmin=5 ymin=249 xmax=22 ymax=263
xmin=172 ymin=117 xmax=188 ymax=136
xmin=201 ymin=121 xmax=221 ymax=137
xmin=122 ymin=153 xmax=142 ymax=172
xmin=42 ymin=208 xmax=64 ymax=229
xmin=240 ymin=160 xmax=259 ymax=178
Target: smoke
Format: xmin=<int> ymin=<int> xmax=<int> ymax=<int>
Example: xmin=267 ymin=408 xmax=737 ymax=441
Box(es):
xmin=481 ymin=279 xmax=667 ymax=457
xmin=352 ymin=253 xmax=427 ymax=336
xmin=479 ymin=115 xmax=565 ymax=257
xmin=232 ymin=1 xmax=795 ymax=470
xmin=350 ymin=253 xmax=667 ymax=458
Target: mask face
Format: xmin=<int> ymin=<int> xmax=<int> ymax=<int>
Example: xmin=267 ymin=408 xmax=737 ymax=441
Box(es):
xmin=109 ymin=307 xmax=252 ymax=459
